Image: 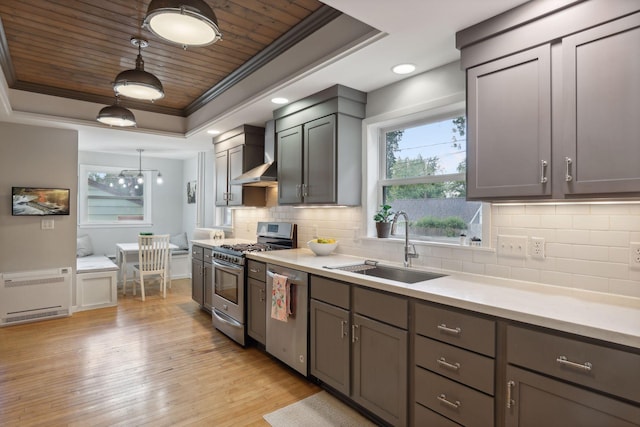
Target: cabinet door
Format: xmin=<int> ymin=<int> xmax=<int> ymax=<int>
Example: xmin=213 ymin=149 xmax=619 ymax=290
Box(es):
xmin=310 ymin=299 xmax=350 ymax=395
xmin=203 ymin=261 xmax=212 ymax=310
xmin=304 ymin=115 xmax=336 ymax=204
xmin=563 ymin=14 xmax=640 ymax=195
xmin=277 ymin=125 xmax=303 ymax=204
xmin=227 ymin=146 xmax=244 ymax=206
xmin=467 ymin=45 xmax=552 ymax=199
xmin=215 ymin=151 xmax=228 ymax=206
xmin=505 ymin=365 xmax=640 ymax=427
xmin=247 ymin=278 xmax=266 ymax=345
xmin=352 ymin=313 xmax=408 ymax=426
xmin=191 ymin=258 xmax=204 ymax=305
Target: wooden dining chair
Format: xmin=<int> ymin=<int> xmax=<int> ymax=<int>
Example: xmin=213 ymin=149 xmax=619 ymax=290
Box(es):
xmin=131 ymin=234 xmax=170 ymax=301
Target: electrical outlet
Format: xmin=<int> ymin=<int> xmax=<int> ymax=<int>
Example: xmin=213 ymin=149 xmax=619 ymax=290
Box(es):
xmin=530 ymin=237 xmax=545 ymax=260
xmin=629 ymin=242 xmax=640 ymax=268
xmin=497 ymin=235 xmax=527 ymax=259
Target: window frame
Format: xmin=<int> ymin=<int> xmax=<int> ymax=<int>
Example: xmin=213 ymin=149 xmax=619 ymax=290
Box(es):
xmin=364 ymin=100 xmax=489 ymax=246
xmin=78 ymin=164 xmax=153 ymax=228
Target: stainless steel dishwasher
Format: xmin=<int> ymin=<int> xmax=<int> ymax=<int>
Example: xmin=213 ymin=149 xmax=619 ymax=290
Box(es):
xmin=266 ymin=263 xmax=308 ymax=376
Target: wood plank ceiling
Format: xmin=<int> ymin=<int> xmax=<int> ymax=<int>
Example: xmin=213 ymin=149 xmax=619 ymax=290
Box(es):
xmin=0 ymin=0 xmax=330 ymax=116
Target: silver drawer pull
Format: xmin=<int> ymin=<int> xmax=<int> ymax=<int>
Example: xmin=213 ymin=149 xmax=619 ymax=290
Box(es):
xmin=437 ymin=394 xmax=461 ymax=409
xmin=249 ymin=268 xmax=260 ymax=273
xmin=437 ymin=323 xmax=461 ymax=335
xmin=352 ymin=324 xmax=359 ymax=343
xmin=341 ymin=320 xmax=347 ymax=339
xmin=540 ymin=159 xmax=548 ymax=184
xmin=556 ymin=355 xmax=592 ymax=372
xmin=436 ymin=357 xmax=461 ymax=371
xmin=565 ymin=157 xmax=573 ymax=182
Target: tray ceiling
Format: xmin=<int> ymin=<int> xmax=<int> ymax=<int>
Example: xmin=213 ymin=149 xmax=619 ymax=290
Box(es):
xmin=0 ymin=0 xmax=329 ymax=117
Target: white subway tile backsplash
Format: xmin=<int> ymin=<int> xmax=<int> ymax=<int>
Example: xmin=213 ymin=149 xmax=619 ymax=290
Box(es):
xmin=231 ymin=203 xmax=639 ymax=298
xmin=573 ymin=215 xmax=609 ymax=230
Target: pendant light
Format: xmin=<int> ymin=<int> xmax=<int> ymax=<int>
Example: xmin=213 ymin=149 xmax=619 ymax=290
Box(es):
xmin=113 ymin=37 xmax=165 ymax=101
xmin=143 ymin=0 xmax=222 ymax=48
xmin=118 ymin=149 xmax=164 ymax=185
xmin=96 ymin=97 xmax=137 ymax=127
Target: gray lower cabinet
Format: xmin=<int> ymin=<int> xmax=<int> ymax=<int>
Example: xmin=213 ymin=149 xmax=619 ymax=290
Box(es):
xmin=191 ymin=245 xmax=212 ymax=311
xmin=505 ymin=365 xmax=640 ymax=427
xmin=310 ymin=299 xmax=350 ymax=395
xmin=506 ymin=324 xmax=640 ymax=426
xmin=247 ymin=260 xmax=266 ymax=345
xmin=309 ymin=276 xmax=408 ymax=426
xmin=352 ymin=312 xmax=408 ymax=426
xmin=412 ymin=301 xmax=495 ymax=427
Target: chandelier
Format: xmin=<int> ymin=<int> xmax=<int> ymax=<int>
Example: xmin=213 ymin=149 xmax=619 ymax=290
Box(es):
xmin=118 ymin=149 xmax=164 ymax=185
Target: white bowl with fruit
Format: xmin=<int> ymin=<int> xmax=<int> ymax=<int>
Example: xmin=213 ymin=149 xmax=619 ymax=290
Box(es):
xmin=307 ymin=238 xmax=338 ymax=256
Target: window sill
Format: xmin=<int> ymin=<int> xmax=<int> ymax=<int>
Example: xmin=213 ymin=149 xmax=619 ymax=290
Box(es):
xmin=360 ymin=236 xmax=495 ymax=253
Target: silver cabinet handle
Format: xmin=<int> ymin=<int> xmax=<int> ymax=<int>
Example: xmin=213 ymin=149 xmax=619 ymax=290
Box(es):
xmin=296 ymin=184 xmax=301 ymax=198
xmin=259 ymin=289 xmax=265 ymax=302
xmin=556 ymin=355 xmax=592 ymax=371
xmin=341 ymin=320 xmax=347 ymax=339
xmin=540 ymin=159 xmax=548 ymax=183
xmin=437 ymin=323 xmax=461 ymax=335
xmin=227 ymin=192 xmax=233 ymax=201
xmin=506 ymin=380 xmax=515 ymax=409
xmin=249 ymin=268 xmax=260 ymax=273
xmin=436 ymin=357 xmax=460 ymax=371
xmin=223 ymin=192 xmax=228 ymax=201
xmin=351 ymin=324 xmax=359 ymax=343
xmin=565 ymin=157 xmax=573 ymax=182
xmin=437 ymin=394 xmax=461 ymax=409
xmin=302 ymin=183 xmax=308 ymax=197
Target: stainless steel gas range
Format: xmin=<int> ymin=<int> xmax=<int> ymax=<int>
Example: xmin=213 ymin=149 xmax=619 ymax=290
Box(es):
xmin=211 ymin=222 xmax=296 ymax=346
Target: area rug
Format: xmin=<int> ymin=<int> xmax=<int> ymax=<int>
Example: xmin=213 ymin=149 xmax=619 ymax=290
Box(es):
xmin=263 ymin=391 xmax=377 ymax=427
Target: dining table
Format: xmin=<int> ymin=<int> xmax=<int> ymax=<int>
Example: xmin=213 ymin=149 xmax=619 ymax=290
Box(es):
xmin=115 ymin=242 xmax=179 ymax=287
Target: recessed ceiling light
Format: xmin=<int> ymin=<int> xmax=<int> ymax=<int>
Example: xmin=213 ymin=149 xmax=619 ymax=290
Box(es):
xmin=392 ymin=63 xmax=416 ymax=75
xmin=271 ymin=97 xmax=289 ymax=105
xmin=207 ymin=129 xmax=220 ymax=135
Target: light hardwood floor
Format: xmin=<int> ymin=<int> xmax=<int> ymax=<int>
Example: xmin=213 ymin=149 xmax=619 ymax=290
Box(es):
xmin=0 ymin=279 xmax=319 ymax=426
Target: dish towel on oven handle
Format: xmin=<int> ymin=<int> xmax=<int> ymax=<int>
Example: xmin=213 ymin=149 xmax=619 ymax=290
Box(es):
xmin=271 ymin=273 xmax=290 ymax=322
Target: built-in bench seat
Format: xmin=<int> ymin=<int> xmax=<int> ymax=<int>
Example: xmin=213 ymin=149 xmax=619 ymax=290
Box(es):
xmin=76 ymin=255 xmax=119 ymax=311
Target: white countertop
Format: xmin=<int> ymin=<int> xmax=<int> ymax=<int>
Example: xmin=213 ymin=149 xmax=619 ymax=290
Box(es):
xmin=191 ymin=238 xmax=255 ymax=248
xmin=246 ymin=248 xmax=640 ymax=349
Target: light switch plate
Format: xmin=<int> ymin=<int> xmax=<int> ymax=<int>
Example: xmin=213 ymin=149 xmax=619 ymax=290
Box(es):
xmin=498 ymin=235 xmax=527 ymax=258
xmin=41 ymin=219 xmax=54 ymax=230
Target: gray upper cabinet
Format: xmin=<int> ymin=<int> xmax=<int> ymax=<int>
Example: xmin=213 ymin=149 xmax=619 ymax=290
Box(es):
xmin=213 ymin=125 xmax=266 ymax=207
xmin=458 ymin=1 xmax=640 ymax=200
xmin=467 ymin=45 xmax=551 ymax=199
xmin=274 ymin=85 xmax=366 ymax=206
xmin=562 ymin=13 xmax=640 ymax=196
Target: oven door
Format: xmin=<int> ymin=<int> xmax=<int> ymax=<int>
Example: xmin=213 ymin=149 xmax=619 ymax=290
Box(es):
xmin=212 ymin=259 xmax=244 ymax=324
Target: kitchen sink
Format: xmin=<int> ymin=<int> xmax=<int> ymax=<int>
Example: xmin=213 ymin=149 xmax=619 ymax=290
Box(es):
xmin=328 ymin=260 xmax=445 ymax=284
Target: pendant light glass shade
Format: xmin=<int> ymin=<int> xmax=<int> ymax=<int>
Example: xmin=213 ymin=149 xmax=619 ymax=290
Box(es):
xmin=113 ymin=38 xmax=165 ymax=101
xmin=97 ymin=100 xmax=137 ymax=127
xmin=144 ymin=0 xmax=222 ymax=48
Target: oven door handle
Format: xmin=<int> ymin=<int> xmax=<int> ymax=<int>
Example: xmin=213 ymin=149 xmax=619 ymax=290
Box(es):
xmin=212 ymin=308 xmax=243 ymax=329
xmin=267 ymin=270 xmax=300 ymax=282
xmin=212 ymin=260 xmax=244 ymax=273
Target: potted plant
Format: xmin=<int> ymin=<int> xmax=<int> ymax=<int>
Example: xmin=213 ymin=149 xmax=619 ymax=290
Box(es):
xmin=373 ymin=204 xmax=394 ymax=238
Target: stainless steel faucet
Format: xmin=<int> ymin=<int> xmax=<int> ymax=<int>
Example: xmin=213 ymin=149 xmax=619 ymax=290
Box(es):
xmin=391 ymin=211 xmax=419 ymax=267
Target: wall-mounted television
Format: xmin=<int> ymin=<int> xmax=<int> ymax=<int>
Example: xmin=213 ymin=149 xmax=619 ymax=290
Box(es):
xmin=12 ymin=187 xmax=71 ymax=216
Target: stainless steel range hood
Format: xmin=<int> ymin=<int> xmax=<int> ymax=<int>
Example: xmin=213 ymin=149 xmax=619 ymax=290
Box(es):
xmin=230 ymin=120 xmax=277 ymax=187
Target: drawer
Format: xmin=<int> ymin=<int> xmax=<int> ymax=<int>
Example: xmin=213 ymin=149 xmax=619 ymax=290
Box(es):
xmin=415 ymin=367 xmax=493 ymax=427
xmin=415 ymin=335 xmax=494 ymax=395
xmin=203 ymin=247 xmax=212 ymax=263
xmin=310 ymin=275 xmax=349 ymax=309
xmin=191 ymin=245 xmax=204 ymax=261
xmin=414 ymin=402 xmax=461 ymax=427
xmin=507 ymin=324 xmax=640 ymax=404
xmin=247 ymin=260 xmax=266 ymax=282
xmin=353 ymin=286 xmax=408 ymax=329
xmin=414 ymin=302 xmax=495 ymax=357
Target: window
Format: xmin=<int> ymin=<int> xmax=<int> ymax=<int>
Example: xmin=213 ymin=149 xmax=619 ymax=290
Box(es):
xmin=378 ymin=113 xmax=482 ymax=244
xmin=79 ymin=164 xmax=152 ymax=227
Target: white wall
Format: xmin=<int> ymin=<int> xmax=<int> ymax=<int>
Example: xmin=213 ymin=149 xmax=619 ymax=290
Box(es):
xmin=0 ymin=122 xmax=78 ymax=273
xmin=230 ymin=63 xmax=640 ymax=299
xmin=77 ymin=151 xmax=184 ymax=256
